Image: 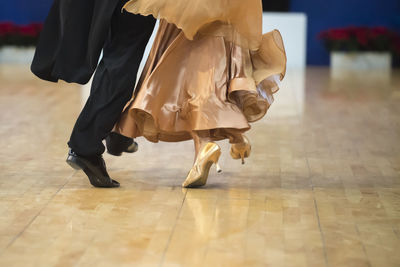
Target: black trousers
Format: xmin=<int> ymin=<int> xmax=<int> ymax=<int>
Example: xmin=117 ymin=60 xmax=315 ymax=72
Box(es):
xmin=68 ymin=4 xmax=156 ymax=156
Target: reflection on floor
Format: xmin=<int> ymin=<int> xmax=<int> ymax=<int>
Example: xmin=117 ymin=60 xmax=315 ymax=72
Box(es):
xmin=0 ymin=65 xmax=399 ymax=266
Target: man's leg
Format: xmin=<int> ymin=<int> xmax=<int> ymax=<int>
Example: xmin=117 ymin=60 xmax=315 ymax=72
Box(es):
xmin=66 ymin=2 xmax=156 ymax=187
xmin=68 ymin=5 xmax=156 ymax=156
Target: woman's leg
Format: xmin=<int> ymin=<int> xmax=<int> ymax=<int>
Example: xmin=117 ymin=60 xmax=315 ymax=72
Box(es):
xmin=191 ymin=131 xmax=212 ymax=163
xmin=230 ymin=133 xmax=245 ymax=144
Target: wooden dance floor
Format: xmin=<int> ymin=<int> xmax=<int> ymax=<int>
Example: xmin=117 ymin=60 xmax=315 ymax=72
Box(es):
xmin=0 ymin=65 xmax=399 ymax=266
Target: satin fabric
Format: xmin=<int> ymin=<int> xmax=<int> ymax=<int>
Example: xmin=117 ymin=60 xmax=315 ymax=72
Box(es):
xmin=123 ymin=0 xmax=263 ymax=51
xmin=113 ymin=20 xmax=286 ymax=143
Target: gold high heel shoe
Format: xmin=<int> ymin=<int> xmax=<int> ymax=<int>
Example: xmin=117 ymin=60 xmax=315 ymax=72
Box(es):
xmin=182 ymin=142 xmax=222 ymax=188
xmin=230 ymin=135 xmax=251 ymax=164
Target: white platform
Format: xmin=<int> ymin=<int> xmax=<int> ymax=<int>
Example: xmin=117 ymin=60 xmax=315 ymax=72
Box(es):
xmin=263 ymin=12 xmax=307 ymax=69
xmin=0 ymin=46 xmax=35 ymax=64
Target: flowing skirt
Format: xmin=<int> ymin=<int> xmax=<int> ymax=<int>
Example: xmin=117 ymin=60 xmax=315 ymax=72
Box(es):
xmin=113 ymin=19 xmax=287 ymax=143
xmin=122 ymin=0 xmax=264 ymax=50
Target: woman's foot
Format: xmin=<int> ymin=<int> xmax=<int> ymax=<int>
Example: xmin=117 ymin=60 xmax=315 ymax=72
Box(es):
xmin=106 ymin=132 xmax=138 ymax=156
xmin=182 ymin=142 xmax=222 ymax=188
xmin=230 ymin=135 xmax=251 ymax=164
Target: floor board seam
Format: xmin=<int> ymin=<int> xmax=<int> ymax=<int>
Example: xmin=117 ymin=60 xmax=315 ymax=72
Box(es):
xmin=306 ymin=157 xmax=330 ymax=267
xmin=201 ymin=197 xmax=219 ymax=264
xmin=393 ymin=226 xmax=400 ymax=240
xmin=354 ymin=224 xmax=372 ymax=267
xmin=159 ymin=187 xmax=188 ymax=267
xmin=312 ymin=187 xmax=330 ymax=267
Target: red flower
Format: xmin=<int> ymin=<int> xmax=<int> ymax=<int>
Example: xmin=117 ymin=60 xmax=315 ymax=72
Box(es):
xmin=355 ymin=28 xmax=368 ymax=46
xmin=318 ymin=26 xmax=400 ymax=53
xmin=18 ymin=25 xmax=38 ymax=37
xmin=329 ymin=29 xmax=350 ymax=40
xmin=0 ymin=22 xmax=16 ymax=36
xmin=371 ymin=26 xmax=389 ymax=36
xmin=0 ymin=22 xmax=43 ymax=37
xmin=345 ymin=26 xmax=358 ymax=35
xmin=30 ymin=23 xmax=43 ymax=34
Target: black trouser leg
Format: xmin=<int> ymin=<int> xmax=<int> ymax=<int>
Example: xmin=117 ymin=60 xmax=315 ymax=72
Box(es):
xmin=68 ymin=5 xmax=156 ymax=156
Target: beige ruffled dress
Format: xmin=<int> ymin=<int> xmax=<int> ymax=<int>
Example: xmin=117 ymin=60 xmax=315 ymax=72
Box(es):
xmin=113 ymin=0 xmax=287 ymax=143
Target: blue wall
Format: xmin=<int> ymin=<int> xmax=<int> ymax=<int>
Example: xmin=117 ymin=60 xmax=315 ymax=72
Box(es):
xmin=1 ymin=0 xmax=400 ymax=65
xmin=291 ymin=0 xmax=400 ymax=65
xmin=0 ymin=0 xmax=52 ymax=25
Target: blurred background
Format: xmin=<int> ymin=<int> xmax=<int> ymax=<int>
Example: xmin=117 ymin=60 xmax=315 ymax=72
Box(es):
xmin=0 ymin=0 xmax=399 ymax=66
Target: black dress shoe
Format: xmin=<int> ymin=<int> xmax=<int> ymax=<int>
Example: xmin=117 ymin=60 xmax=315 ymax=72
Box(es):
xmin=106 ymin=132 xmax=138 ymax=156
xmin=66 ymin=149 xmax=120 ymax=188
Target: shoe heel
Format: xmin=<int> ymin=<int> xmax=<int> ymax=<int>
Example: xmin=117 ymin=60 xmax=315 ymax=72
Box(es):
xmin=213 ymin=150 xmax=223 ymax=173
xmin=215 ymin=162 xmax=223 ymax=173
xmin=240 ymin=151 xmax=245 ymax=165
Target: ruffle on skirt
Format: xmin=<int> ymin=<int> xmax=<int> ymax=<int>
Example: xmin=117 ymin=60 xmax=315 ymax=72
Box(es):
xmin=123 ymin=0 xmax=263 ymax=50
xmin=113 ymin=20 xmax=286 ymax=143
